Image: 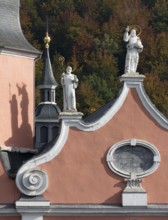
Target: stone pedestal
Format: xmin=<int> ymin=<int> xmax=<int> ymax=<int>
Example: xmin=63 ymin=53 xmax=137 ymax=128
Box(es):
xmin=122 ymin=176 xmax=147 ymax=207
xmin=59 ymin=111 xmax=83 ymax=121
xmin=122 ymin=192 xmax=147 ymax=207
xmin=120 ymin=72 xmax=145 ymax=83
xmin=16 ymin=196 xmax=50 ymax=220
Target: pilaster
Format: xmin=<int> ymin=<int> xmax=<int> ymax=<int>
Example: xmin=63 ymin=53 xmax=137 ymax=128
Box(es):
xmin=16 ymin=196 xmax=50 ymax=220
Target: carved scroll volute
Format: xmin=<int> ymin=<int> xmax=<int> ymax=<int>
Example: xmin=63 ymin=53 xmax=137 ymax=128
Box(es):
xmin=16 ymin=168 xmax=48 ymax=196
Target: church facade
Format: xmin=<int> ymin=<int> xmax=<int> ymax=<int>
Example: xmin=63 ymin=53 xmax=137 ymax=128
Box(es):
xmin=0 ymin=1 xmax=168 ymax=220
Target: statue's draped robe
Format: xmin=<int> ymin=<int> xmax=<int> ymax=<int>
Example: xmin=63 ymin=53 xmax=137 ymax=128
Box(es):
xmin=61 ymin=73 xmax=78 ymax=111
xmin=124 ymin=31 xmax=143 ymax=73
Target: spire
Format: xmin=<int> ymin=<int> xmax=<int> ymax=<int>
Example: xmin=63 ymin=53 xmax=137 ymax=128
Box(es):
xmin=35 ymin=18 xmax=60 ymax=151
xmin=39 ymin=20 xmax=57 ymax=88
xmin=38 ymin=20 xmax=58 ymax=103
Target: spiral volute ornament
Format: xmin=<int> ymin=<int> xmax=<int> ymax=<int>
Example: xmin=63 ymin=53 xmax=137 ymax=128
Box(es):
xmin=16 ymin=168 xmax=48 ymax=196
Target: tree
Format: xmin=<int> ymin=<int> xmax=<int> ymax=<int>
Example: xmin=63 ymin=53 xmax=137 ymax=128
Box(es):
xmin=20 ymin=0 xmax=168 ymax=118
xmin=150 ymin=0 xmax=168 ymax=33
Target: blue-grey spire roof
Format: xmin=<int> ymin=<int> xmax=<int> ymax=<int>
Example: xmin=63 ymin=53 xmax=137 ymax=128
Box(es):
xmin=36 ymin=32 xmax=59 ymax=105
xmin=40 ymin=46 xmax=57 ymax=87
xmin=0 ymin=0 xmax=40 ymax=56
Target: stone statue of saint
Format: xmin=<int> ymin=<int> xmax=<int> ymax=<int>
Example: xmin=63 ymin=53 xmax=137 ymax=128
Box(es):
xmin=61 ymin=66 xmax=78 ymax=111
xmin=123 ymin=26 xmax=143 ymax=74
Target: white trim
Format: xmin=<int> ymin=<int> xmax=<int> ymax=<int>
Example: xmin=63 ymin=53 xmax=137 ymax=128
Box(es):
xmin=16 ymin=121 xmax=69 ymax=196
xmin=35 ymin=119 xmax=59 ymax=123
xmin=16 ymin=200 xmax=50 ymax=208
xmin=63 ymin=74 xmax=168 ymax=130
xmin=0 ymin=48 xmax=40 ymax=59
xmin=39 ymin=85 xmax=56 ymax=89
xmin=16 ymin=198 xmax=50 ymax=216
xmin=106 ymin=139 xmax=161 ymax=178
xmin=21 ymin=214 xmax=43 ymax=220
xmin=63 ymin=84 xmax=129 ymax=131
xmin=135 ymin=83 xmax=168 ymax=129
xmin=38 ymin=101 xmax=56 ymax=105
xmin=120 ymin=75 xmax=168 ymax=129
xmin=16 ymin=74 xmax=168 ymax=196
xmin=2 ymin=203 xmax=168 ymax=216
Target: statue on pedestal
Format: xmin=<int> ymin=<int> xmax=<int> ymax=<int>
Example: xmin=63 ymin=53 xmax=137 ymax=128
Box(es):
xmin=123 ymin=26 xmax=143 ymax=74
xmin=61 ymin=66 xmax=78 ymax=111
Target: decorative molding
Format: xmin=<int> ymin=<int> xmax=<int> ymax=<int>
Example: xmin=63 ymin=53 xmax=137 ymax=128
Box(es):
xmin=120 ymin=73 xmax=145 ymax=82
xmin=106 ymin=139 xmax=160 ymax=179
xmin=59 ymin=111 xmax=83 ymax=122
xmin=16 ymin=197 xmax=50 ymax=215
xmin=45 ymin=204 xmax=168 ymax=216
xmin=22 ymin=169 xmax=48 ymax=196
xmin=61 ymin=74 xmax=168 ymax=131
xmin=15 ymin=121 xmax=69 ymax=196
xmin=16 ymin=73 xmax=167 ymax=196
xmin=21 ymin=214 xmax=43 ymax=220
xmin=120 ymin=74 xmax=168 ymax=129
xmin=0 ymin=145 xmax=37 ymax=154
xmin=39 ymin=85 xmax=56 ymax=90
xmin=63 ymin=84 xmax=129 ymax=131
xmin=38 ymin=102 xmax=57 ymax=105
xmin=124 ymin=174 xmax=145 ymax=193
xmin=122 ymin=176 xmax=147 ymax=207
xmin=35 ymin=119 xmax=59 ymax=123
xmin=2 ymin=203 xmax=168 ymax=216
xmin=0 ymin=48 xmax=41 ymax=60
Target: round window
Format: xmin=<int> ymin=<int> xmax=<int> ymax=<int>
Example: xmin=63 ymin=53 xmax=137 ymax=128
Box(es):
xmin=106 ymin=139 xmax=160 ymax=178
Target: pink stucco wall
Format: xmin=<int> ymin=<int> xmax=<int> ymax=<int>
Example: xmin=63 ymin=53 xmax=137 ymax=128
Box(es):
xmin=0 ymin=53 xmax=35 ymax=203
xmin=41 ymin=89 xmax=168 ymax=204
xmin=0 ymin=54 xmax=35 ymax=148
xmin=0 ymin=162 xmax=20 ymax=202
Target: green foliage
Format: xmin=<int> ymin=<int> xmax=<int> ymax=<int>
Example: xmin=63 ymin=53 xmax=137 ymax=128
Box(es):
xmin=150 ymin=0 xmax=168 ymax=33
xmin=144 ymin=73 xmax=168 ymax=117
xmin=20 ymin=0 xmax=168 ymax=118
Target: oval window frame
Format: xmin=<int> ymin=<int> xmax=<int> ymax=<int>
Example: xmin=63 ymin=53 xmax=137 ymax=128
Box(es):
xmin=106 ymin=139 xmax=160 ymax=178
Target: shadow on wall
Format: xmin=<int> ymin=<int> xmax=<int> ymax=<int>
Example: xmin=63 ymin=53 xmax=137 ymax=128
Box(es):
xmin=5 ymin=83 xmax=33 ymax=148
xmin=101 ymin=148 xmax=125 ymax=204
xmin=0 ymin=172 xmax=20 ymax=203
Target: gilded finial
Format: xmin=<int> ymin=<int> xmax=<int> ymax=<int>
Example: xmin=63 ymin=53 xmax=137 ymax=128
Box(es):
xmin=44 ymin=32 xmax=51 ymax=48
xmin=44 ymin=16 xmax=51 ymax=48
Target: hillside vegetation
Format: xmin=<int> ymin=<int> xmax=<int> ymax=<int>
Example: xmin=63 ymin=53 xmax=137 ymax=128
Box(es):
xmin=20 ymin=0 xmax=168 ymax=117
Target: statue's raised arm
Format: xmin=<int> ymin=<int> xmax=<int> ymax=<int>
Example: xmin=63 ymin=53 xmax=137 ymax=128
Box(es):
xmin=123 ymin=26 xmax=130 ymax=42
xmin=123 ymin=26 xmax=143 ymax=74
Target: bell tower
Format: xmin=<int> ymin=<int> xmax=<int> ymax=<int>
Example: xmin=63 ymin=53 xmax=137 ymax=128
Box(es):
xmin=35 ymin=30 xmax=60 ymax=151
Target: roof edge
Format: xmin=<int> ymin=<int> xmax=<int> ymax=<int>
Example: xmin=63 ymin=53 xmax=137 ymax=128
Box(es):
xmin=120 ymin=73 xmax=168 ymax=130
xmin=58 ymin=73 xmax=168 ymax=131
xmin=0 ymin=47 xmax=41 ymax=59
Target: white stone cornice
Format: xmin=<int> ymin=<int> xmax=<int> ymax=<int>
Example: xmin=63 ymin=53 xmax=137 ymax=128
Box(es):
xmin=62 ymin=84 xmax=129 ymax=131
xmin=135 ymin=82 xmax=168 ymax=129
xmin=15 ymin=74 xmax=168 ymax=197
xmin=15 ymin=121 xmax=69 ymax=196
xmin=2 ymin=203 xmax=168 ymax=216
xmin=70 ymin=74 xmax=168 ymax=131
xmin=0 ymin=48 xmax=41 ymax=60
xmin=120 ymin=74 xmax=168 ymax=129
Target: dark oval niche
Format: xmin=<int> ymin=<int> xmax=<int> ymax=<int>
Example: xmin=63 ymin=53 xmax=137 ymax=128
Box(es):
xmin=112 ymin=145 xmax=154 ymax=175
